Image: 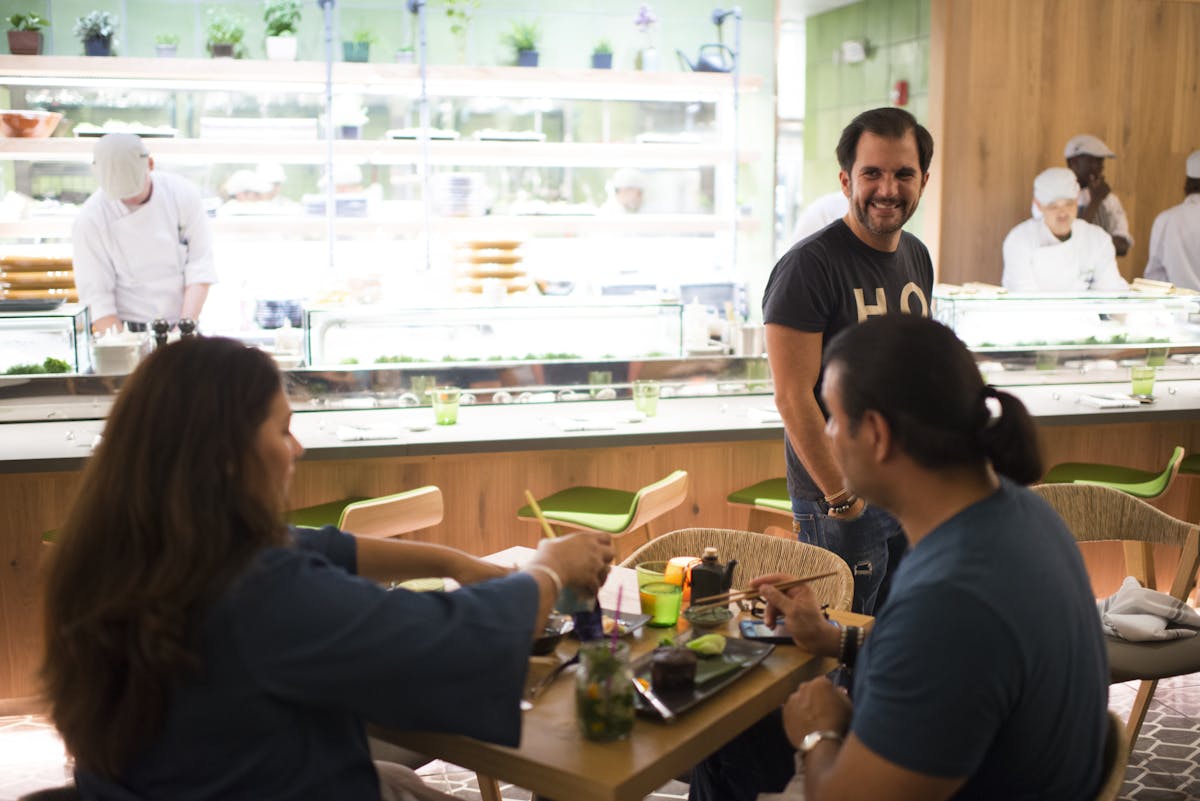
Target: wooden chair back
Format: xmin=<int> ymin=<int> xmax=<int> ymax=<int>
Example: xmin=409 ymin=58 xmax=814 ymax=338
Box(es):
xmin=338 ymin=486 xmax=444 ymax=539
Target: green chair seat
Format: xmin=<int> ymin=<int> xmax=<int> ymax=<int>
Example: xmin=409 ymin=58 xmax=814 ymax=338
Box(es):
xmin=1041 ymin=446 xmax=1184 ymax=500
xmin=287 ymin=497 xmax=367 ymax=529
xmin=518 ymin=486 xmax=640 ymax=533
xmin=726 ymin=478 xmax=792 ymax=513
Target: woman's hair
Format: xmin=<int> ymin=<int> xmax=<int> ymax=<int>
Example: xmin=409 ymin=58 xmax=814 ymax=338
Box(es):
xmin=41 ymin=337 xmax=289 ymax=778
xmin=824 ymin=315 xmax=1042 ymax=484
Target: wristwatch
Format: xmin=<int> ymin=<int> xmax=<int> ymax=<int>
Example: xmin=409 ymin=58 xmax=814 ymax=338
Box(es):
xmin=798 ymin=729 xmax=844 ymax=755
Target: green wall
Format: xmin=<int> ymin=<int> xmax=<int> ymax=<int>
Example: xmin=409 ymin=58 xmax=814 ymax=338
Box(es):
xmin=803 ymin=0 xmax=930 ymax=237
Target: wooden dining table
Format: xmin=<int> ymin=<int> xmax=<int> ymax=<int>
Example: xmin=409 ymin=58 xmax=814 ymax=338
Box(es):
xmin=371 ymin=546 xmax=870 ymax=801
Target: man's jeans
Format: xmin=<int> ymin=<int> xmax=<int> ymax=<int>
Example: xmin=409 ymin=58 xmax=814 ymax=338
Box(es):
xmin=792 ymin=499 xmax=903 ymax=615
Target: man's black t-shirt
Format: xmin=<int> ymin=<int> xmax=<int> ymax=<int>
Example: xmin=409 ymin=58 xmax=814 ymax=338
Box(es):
xmin=762 ymin=218 xmax=934 ymax=500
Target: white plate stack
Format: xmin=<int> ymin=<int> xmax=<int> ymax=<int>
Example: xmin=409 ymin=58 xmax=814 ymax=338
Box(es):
xmin=454 ymin=240 xmax=530 ymax=296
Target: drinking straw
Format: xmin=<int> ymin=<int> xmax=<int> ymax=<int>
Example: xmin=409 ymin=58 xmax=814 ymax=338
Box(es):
xmin=610 ymin=586 xmax=623 ymax=652
xmin=524 ymin=489 xmax=557 ymax=539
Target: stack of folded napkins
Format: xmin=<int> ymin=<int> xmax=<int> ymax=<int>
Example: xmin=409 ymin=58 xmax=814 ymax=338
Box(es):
xmin=1097 ymin=576 xmax=1200 ymax=641
xmin=552 ymin=417 xmax=616 ymax=432
xmin=336 ymin=425 xmax=401 ymax=442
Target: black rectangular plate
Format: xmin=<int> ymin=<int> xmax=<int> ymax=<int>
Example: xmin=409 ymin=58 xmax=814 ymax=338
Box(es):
xmin=631 ymin=634 xmax=774 ymax=720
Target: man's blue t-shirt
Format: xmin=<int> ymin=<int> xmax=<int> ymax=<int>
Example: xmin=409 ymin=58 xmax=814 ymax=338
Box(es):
xmin=851 ymin=479 xmax=1109 ymax=799
xmin=77 ymin=527 xmax=539 ymax=801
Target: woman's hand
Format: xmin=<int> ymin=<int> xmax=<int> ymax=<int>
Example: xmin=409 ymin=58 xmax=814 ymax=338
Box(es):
xmin=753 ymin=573 xmax=841 ymax=658
xmin=533 ymin=532 xmax=614 ymax=597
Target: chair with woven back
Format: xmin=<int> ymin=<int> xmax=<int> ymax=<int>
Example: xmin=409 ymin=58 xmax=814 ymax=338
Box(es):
xmin=1094 ymin=709 xmax=1129 ymax=801
xmin=1032 ymin=482 xmax=1200 ymax=754
xmin=620 ymin=527 xmax=854 ymax=613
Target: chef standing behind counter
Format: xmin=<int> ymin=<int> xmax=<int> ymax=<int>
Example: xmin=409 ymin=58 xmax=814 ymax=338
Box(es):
xmin=72 ymin=133 xmax=217 ymax=335
xmin=1001 ymin=167 xmax=1128 ymax=293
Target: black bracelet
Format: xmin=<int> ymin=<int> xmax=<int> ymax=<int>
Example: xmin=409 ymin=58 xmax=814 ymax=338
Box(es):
xmin=839 ymin=625 xmax=862 ymax=669
xmin=827 ymin=495 xmax=858 ymax=515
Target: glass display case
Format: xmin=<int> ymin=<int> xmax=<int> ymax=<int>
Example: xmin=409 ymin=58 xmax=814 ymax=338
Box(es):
xmin=933 ymin=288 xmax=1200 ymax=384
xmin=304 ymin=302 xmax=684 ymax=366
xmin=0 ymin=303 xmax=91 ymax=374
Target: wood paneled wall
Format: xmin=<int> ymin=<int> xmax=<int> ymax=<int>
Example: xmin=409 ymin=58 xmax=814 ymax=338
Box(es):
xmin=928 ymin=0 xmax=1200 ymax=285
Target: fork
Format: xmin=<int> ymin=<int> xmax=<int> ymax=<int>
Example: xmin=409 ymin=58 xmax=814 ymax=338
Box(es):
xmin=526 ymin=650 xmax=580 ymax=701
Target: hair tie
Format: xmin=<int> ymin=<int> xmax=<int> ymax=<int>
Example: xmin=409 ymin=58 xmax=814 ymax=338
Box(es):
xmin=981 ymin=386 xmax=1002 ymax=428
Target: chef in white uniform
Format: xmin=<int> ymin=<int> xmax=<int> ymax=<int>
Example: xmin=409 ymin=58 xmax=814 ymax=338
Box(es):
xmin=1144 ymin=150 xmax=1200 ymax=290
xmin=72 ymin=133 xmax=216 ymax=335
xmin=1002 ymin=167 xmax=1129 ymax=293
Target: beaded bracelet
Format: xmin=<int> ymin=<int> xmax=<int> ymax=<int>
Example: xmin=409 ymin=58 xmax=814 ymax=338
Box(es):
xmin=827 ymin=495 xmax=859 ymax=515
xmin=839 ymin=625 xmax=865 ymax=669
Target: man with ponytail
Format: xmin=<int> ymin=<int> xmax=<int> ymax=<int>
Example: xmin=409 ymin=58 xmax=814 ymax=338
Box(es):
xmin=690 ymin=316 xmax=1107 ymax=801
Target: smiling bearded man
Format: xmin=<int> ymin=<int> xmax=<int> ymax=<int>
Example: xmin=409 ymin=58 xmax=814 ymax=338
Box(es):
xmin=758 ymin=107 xmax=934 ymax=619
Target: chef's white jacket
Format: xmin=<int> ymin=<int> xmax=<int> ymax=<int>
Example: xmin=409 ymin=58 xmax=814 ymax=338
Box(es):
xmin=72 ymin=171 xmax=217 ymax=324
xmin=1144 ymin=195 xmax=1200 ymax=290
xmin=1002 ymin=217 xmax=1129 ymax=293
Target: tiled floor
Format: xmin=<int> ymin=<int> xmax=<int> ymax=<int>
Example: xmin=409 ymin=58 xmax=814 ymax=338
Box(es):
xmin=3 ymin=678 xmax=1199 ymax=801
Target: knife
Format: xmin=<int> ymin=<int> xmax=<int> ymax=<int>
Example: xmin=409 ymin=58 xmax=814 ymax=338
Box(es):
xmin=633 ymin=677 xmax=676 ymax=723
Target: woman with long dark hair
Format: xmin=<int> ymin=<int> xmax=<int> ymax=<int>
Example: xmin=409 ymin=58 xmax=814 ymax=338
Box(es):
xmin=42 ymin=337 xmax=612 ymax=800
xmin=691 ymin=315 xmax=1107 ymax=801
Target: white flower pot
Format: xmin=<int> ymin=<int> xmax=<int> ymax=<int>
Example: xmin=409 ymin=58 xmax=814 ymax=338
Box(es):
xmin=265 ymin=35 xmax=297 ymax=61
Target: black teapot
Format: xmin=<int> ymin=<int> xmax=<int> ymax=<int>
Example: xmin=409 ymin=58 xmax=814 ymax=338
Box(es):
xmin=689 ymin=547 xmax=737 ymax=602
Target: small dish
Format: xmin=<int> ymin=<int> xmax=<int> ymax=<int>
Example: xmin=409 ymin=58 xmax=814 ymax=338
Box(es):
xmin=532 ymin=613 xmax=574 ymax=655
xmin=683 ymin=605 xmax=733 ymax=628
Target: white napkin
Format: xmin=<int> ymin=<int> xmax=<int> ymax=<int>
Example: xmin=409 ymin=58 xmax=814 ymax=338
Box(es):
xmin=552 ymin=417 xmax=616 ymax=432
xmin=1079 ymin=394 xmax=1141 ymax=409
xmin=335 ymin=425 xmax=401 ymax=441
xmin=748 ymin=407 xmax=783 ymax=424
xmin=1097 ymin=576 xmax=1200 ymax=641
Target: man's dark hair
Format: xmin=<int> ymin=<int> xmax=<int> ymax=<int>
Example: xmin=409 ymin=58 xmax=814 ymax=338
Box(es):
xmin=824 ymin=315 xmax=1042 ymax=484
xmin=836 ymin=107 xmax=934 ymax=175
xmin=1186 ymin=177 xmax=1200 ymax=196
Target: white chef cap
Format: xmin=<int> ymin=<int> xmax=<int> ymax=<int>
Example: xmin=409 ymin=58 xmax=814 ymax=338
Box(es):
xmin=255 ymin=162 xmax=286 ymax=186
xmin=224 ymin=169 xmax=268 ymax=196
xmin=1187 ymin=150 xmax=1200 ymax=180
xmin=611 ymin=168 xmax=646 ymax=190
xmin=1063 ymin=134 xmax=1116 ymax=160
xmin=92 ymin=133 xmax=150 ymax=200
xmin=1033 ymin=167 xmax=1080 ymax=206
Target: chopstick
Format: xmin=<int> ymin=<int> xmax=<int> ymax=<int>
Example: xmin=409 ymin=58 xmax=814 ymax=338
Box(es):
xmin=524 ymin=489 xmax=557 ymax=539
xmin=687 ymin=570 xmax=841 ymax=612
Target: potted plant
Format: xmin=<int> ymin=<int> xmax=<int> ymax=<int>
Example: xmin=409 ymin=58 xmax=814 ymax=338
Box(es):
xmin=633 ymin=4 xmax=658 ymax=71
xmin=443 ymin=0 xmax=479 ymax=64
xmin=394 ymin=45 xmax=414 ymax=64
xmin=591 ymin=38 xmax=613 ymax=69
xmin=502 ymin=20 xmax=541 ymax=67
xmin=154 ymin=32 xmax=179 ymax=58
xmin=205 ymin=7 xmax=245 ymax=59
xmin=73 ymin=10 xmax=117 ymax=57
xmin=342 ymin=28 xmax=374 ymax=63
xmin=7 ymin=13 xmax=47 ymax=56
xmin=264 ymin=0 xmax=301 ymax=61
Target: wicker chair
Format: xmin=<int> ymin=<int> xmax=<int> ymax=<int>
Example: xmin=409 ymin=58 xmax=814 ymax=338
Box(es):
xmin=1095 ymin=710 xmax=1129 ymax=801
xmin=620 ymin=527 xmax=854 ymax=612
xmin=1032 ymin=483 xmax=1200 ymax=753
